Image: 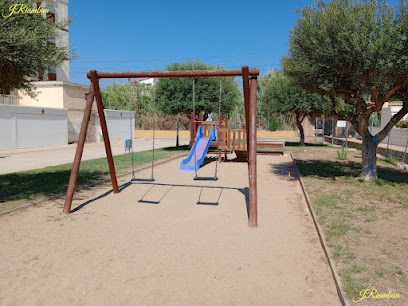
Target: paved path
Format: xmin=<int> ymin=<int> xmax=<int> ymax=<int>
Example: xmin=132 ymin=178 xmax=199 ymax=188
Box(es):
xmin=0 ymin=138 xmax=189 ymax=175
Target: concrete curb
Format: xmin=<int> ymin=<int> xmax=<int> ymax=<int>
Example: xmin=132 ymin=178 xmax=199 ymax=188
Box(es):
xmin=0 ymin=152 xmax=187 ymax=218
xmin=290 ymin=152 xmax=351 ymax=306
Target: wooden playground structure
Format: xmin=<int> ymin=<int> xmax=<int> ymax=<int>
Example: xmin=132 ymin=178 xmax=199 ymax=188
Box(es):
xmin=190 ymin=112 xmax=248 ymax=161
xmin=190 ymin=112 xmax=285 ymax=160
xmin=63 ymin=66 xmax=260 ymax=227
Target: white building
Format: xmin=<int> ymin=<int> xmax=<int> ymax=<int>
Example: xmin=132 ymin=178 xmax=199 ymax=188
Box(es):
xmin=27 ymin=0 xmax=70 ymax=82
xmin=380 ymin=101 xmax=408 ymax=130
xmin=0 ymin=0 xmax=134 ymax=150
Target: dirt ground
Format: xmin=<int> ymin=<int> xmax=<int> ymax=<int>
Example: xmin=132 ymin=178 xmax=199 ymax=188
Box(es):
xmin=0 ymin=154 xmax=341 ymax=305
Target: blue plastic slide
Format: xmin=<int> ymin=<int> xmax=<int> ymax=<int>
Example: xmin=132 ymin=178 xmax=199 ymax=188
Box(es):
xmin=180 ymin=126 xmax=216 ymax=171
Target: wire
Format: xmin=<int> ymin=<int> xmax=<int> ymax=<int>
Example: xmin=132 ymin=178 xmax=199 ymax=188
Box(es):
xmin=192 ymin=77 xmax=198 ymax=178
xmin=128 ymin=78 xmax=136 ymax=180
xmin=214 ymin=77 xmax=222 ymax=179
xmin=151 ymin=77 xmax=156 ymax=180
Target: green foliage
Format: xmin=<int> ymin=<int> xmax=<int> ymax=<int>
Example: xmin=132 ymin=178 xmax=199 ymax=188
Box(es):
xmin=268 ymin=119 xmax=279 ymax=131
xmin=283 ymin=0 xmax=408 ymax=101
xmin=101 ymin=82 xmax=153 ymax=112
xmin=369 ymin=112 xmax=382 ymax=127
xmin=0 ymin=0 xmax=73 ymax=95
xmin=260 ymin=70 xmax=330 ymax=119
xmin=337 ymin=146 xmax=349 ymax=160
xmin=396 ymin=120 xmax=408 ymax=128
xmin=282 ymin=0 xmax=408 ymax=177
xmin=267 ymin=114 xmax=285 ymax=131
xmin=155 ymin=59 xmax=242 ymax=118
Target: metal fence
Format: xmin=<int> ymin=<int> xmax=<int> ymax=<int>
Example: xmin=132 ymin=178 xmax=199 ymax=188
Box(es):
xmin=0 ymin=94 xmax=19 ymax=105
xmin=382 ymin=128 xmax=408 ymax=163
xmin=327 ymin=119 xmax=408 ymax=164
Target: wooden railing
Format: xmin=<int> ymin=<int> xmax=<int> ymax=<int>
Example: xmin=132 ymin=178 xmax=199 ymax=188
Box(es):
xmin=218 ymin=127 xmax=247 ymax=151
xmin=201 ymin=121 xmax=218 ymax=139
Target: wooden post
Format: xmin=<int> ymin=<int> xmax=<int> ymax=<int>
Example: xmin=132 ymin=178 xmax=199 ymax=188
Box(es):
xmin=242 ymin=66 xmax=250 ymax=150
xmin=198 ymin=113 xmax=203 ymax=128
xmin=89 ymin=70 xmax=119 ymax=194
xmin=63 ymin=83 xmax=95 ymax=213
xmin=248 ymin=76 xmax=258 ymax=228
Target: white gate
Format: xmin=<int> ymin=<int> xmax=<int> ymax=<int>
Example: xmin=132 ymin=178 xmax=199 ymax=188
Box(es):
xmin=0 ymin=105 xmax=68 ymax=150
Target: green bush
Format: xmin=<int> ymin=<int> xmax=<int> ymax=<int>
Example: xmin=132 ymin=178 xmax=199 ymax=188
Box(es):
xmin=268 ymin=120 xmax=279 ymax=131
xmin=268 ymin=114 xmax=285 ymax=131
xmin=396 ymin=120 xmax=408 ymax=128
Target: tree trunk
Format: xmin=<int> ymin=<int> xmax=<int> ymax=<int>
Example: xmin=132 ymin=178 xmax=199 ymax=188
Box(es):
xmin=297 ymin=121 xmax=305 ymax=146
xmin=359 ymin=130 xmax=379 ymax=180
xmin=295 ymin=111 xmax=305 ymax=146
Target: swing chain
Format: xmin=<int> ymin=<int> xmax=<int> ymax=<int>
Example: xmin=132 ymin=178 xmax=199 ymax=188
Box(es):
xmin=151 ymin=77 xmax=156 ymax=180
xmin=128 ymin=78 xmax=136 ymax=180
xmin=214 ymin=77 xmax=222 ymax=179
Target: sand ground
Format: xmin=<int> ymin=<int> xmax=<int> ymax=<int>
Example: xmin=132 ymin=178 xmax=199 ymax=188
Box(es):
xmin=0 ymin=154 xmax=341 ymax=305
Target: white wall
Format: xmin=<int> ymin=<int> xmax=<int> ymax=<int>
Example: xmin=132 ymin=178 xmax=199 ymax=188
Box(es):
xmin=104 ymin=110 xmax=135 ymax=141
xmin=380 ymin=106 xmax=408 ymax=130
xmin=0 ymin=105 xmax=68 ymax=150
xmin=369 ymin=106 xmax=408 ymax=137
xmin=0 ymin=111 xmax=14 ymax=150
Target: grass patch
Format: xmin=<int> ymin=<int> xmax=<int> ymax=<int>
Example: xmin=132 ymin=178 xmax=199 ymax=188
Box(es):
xmin=288 ymin=142 xmax=408 ymax=301
xmin=395 ymin=267 xmax=404 ymax=276
xmin=379 ymin=157 xmax=399 ymax=165
xmin=334 ymin=244 xmax=343 ymax=258
xmin=336 ymin=148 xmax=349 ymax=160
xmin=315 ymin=194 xmax=343 ymax=209
xmin=328 ymin=219 xmax=350 ymax=238
xmin=0 ymin=145 xmax=189 ymax=212
xmin=342 ymin=267 xmax=368 ymax=298
xmin=375 ymin=268 xmax=387 ymax=278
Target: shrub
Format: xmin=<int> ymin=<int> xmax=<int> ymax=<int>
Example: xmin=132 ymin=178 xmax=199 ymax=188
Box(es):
xmin=396 ymin=120 xmax=408 ymax=128
xmin=268 ymin=120 xmax=279 ymax=131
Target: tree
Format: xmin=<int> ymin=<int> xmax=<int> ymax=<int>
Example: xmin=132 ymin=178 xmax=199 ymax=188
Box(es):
xmin=261 ymin=70 xmax=330 ymax=145
xmin=155 ymin=60 xmax=242 ymax=120
xmin=283 ymin=0 xmax=408 ymax=180
xmin=0 ymin=0 xmax=73 ymax=95
xmin=101 ymin=82 xmax=153 ymax=112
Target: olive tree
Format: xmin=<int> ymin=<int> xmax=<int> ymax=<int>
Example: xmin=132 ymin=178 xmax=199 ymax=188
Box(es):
xmin=283 ymin=0 xmax=408 ymax=180
xmin=261 ymin=70 xmax=330 ymax=145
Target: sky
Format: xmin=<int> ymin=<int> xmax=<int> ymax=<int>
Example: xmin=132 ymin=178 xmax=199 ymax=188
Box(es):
xmin=67 ymin=0 xmax=401 ymax=88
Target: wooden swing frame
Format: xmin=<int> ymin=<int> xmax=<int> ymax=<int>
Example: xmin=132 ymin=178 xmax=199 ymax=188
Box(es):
xmin=63 ymin=66 xmax=259 ymax=228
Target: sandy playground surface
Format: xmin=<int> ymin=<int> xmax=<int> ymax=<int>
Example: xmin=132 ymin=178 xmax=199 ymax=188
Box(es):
xmin=0 ymin=154 xmax=341 ymax=305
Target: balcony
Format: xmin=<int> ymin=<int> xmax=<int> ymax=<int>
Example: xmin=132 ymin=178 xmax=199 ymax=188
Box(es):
xmin=0 ymin=95 xmax=19 ymax=105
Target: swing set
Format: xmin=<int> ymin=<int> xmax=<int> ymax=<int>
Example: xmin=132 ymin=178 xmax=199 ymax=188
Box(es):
xmin=63 ymin=66 xmax=259 ymax=228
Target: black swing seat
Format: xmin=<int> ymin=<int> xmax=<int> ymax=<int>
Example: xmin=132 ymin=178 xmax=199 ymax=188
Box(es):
xmin=194 ymin=176 xmax=218 ymax=181
xmin=131 ymin=178 xmax=155 ymax=182
xmin=138 ymin=200 xmax=160 ymax=204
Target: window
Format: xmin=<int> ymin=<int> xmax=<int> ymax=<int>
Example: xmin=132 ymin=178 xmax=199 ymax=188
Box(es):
xmin=47 ymin=12 xmax=55 ymax=23
xmin=48 ymin=73 xmax=57 ymax=81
